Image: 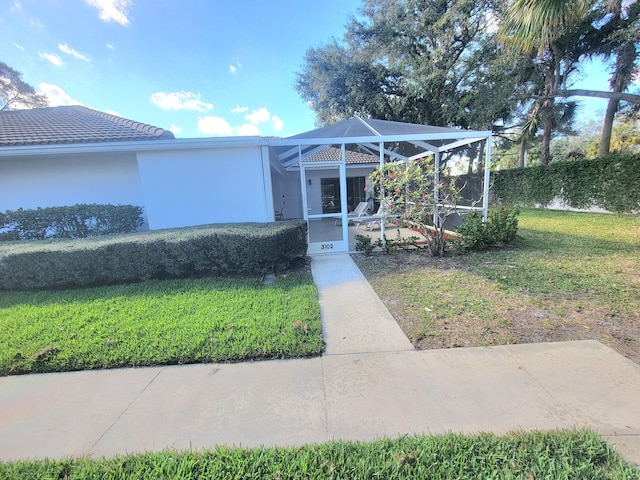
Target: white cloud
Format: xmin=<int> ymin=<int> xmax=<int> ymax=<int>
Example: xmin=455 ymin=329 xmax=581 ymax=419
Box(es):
xmin=198 ymin=116 xmax=234 ymax=136
xmin=229 ymin=61 xmax=242 ymax=74
xmin=236 ymin=123 xmax=260 ymax=136
xmin=86 ymin=0 xmax=131 ymax=26
xmin=272 ymin=115 xmax=284 ymax=132
xmin=198 ymin=107 xmax=283 ymax=137
xmin=106 ymin=43 xmax=114 ymax=50
xmin=10 ymin=1 xmax=22 ymax=12
xmin=38 ymin=83 xmax=82 ymax=106
xmin=39 ymin=52 xmax=64 ymax=66
xmin=150 ymin=91 xmax=213 ymax=112
xmin=197 ymin=117 xmax=264 ymax=136
xmin=245 ymin=107 xmax=270 ymax=124
xmin=59 ymin=43 xmax=90 ymax=62
xmin=12 ymin=42 xmax=24 ymax=51
xmin=169 ymin=124 xmax=183 ymax=135
xmin=105 ymin=109 xmax=122 ymax=116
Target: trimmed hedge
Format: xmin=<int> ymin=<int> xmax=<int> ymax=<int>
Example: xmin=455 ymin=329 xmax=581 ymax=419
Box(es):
xmin=0 ymin=204 xmax=144 ymax=241
xmin=0 ymin=221 xmax=307 ymax=291
xmin=492 ymin=154 xmax=640 ymax=213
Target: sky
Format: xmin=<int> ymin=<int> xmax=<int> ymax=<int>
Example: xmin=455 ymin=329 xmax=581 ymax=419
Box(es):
xmin=0 ymin=0 xmax=634 ymax=139
xmin=0 ymin=0 xmax=362 ymax=138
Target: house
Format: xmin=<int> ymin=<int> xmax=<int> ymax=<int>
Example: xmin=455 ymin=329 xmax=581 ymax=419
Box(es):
xmin=0 ymin=106 xmax=492 ymax=253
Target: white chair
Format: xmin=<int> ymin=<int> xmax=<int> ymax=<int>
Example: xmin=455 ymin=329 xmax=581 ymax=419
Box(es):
xmin=353 ymin=206 xmax=384 ymax=230
xmin=334 ymin=201 xmax=370 ymax=225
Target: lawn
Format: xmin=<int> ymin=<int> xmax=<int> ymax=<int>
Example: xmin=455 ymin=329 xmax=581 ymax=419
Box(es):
xmin=354 ymin=208 xmax=640 ymax=363
xmin=2 ymin=429 xmax=638 ymax=479
xmin=0 ymin=271 xmax=322 ymax=376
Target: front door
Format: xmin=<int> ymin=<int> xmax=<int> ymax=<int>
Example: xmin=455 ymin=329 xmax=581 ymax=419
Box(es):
xmin=301 ymin=162 xmax=348 ymax=254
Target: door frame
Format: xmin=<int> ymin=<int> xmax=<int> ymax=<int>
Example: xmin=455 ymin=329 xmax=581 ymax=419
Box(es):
xmin=300 ymin=154 xmax=349 ymax=254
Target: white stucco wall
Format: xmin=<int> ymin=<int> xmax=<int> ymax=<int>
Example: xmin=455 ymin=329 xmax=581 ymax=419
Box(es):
xmin=271 ymin=170 xmax=303 ymax=219
xmin=0 ymin=153 xmax=144 ymax=212
xmin=137 ymin=146 xmax=273 ymax=230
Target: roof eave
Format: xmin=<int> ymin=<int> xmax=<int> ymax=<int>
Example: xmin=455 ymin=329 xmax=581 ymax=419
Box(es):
xmin=0 ymin=136 xmax=269 ymax=157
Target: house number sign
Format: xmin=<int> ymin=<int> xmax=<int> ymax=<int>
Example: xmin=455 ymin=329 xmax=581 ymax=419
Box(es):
xmin=321 ymin=243 xmax=334 ymax=250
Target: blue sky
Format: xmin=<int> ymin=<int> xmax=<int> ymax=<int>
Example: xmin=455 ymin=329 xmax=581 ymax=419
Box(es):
xmin=0 ymin=0 xmax=632 ymax=138
xmin=1 ymin=0 xmax=362 ymax=138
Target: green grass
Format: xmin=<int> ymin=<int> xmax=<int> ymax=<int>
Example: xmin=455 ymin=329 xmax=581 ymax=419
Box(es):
xmin=468 ymin=209 xmax=639 ymax=306
xmin=1 ymin=429 xmax=637 ymax=479
xmin=355 ymin=209 xmax=640 ymax=353
xmin=0 ymin=272 xmax=322 ymax=376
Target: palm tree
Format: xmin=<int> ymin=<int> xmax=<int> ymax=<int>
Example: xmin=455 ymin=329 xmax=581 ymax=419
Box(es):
xmin=498 ymin=0 xmax=590 ymax=165
xmin=499 ymin=0 xmax=640 ymax=162
xmin=595 ymin=0 xmax=640 ymax=156
xmin=599 ymin=42 xmax=638 ymax=156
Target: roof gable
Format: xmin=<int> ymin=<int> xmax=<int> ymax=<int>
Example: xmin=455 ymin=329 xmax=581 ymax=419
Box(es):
xmin=0 ymin=106 xmax=175 ymax=147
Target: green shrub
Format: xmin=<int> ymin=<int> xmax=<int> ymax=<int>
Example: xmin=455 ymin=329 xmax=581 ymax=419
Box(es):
xmin=492 ymin=154 xmax=640 ymax=213
xmin=0 ymin=221 xmax=307 ymax=291
xmin=355 ymin=234 xmax=377 ymax=255
xmin=355 ymin=231 xmax=422 ymax=255
xmin=454 ymin=213 xmax=488 ymax=252
xmin=0 ymin=204 xmax=144 ymax=241
xmin=455 ymin=207 xmax=519 ymax=253
xmin=486 ymin=207 xmax=519 ymax=243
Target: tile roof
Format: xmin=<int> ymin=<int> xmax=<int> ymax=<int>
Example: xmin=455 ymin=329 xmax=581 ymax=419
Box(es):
xmin=0 ymin=106 xmax=175 ymax=147
xmin=291 ymin=146 xmax=379 ymax=167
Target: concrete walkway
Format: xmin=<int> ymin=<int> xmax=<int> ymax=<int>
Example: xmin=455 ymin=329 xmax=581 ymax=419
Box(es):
xmin=1 ymin=253 xmax=639 ymax=465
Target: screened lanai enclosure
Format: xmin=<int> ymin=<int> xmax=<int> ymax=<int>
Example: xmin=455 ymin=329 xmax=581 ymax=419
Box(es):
xmin=270 ymin=117 xmax=492 ymax=254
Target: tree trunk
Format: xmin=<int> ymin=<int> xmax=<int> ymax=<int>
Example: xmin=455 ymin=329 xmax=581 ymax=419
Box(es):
xmin=598 ymin=42 xmax=638 ymax=157
xmin=518 ymin=135 xmax=527 ymax=168
xmin=547 ymin=89 xmax=640 ymax=104
xmin=541 ymin=116 xmax=553 ymax=165
xmin=599 ymin=98 xmax=618 ymax=157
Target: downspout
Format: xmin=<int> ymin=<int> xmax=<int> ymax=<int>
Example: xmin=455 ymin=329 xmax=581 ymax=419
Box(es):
xmin=483 ymin=137 xmax=492 ymax=223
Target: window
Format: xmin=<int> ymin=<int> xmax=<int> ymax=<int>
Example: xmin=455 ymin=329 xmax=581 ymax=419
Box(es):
xmin=320 ymin=177 xmax=367 ymax=214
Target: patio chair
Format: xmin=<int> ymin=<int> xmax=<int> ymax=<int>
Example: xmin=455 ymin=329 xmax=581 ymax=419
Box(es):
xmin=353 ymin=206 xmax=384 ymax=231
xmin=334 ymin=201 xmax=370 ymax=225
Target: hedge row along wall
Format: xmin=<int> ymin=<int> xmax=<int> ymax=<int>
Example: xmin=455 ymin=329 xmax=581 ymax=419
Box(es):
xmin=0 ymin=221 xmax=307 ymax=291
xmin=492 ymin=154 xmax=640 ymax=213
xmin=0 ymin=204 xmax=144 ymax=241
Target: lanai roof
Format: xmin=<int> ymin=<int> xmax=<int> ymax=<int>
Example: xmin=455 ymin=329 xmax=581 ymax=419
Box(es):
xmin=0 ymin=106 xmax=175 ymax=147
xmin=285 ymin=146 xmax=379 ymax=169
xmin=288 ymin=117 xmax=477 ymax=139
xmin=273 ymin=117 xmax=491 ymax=167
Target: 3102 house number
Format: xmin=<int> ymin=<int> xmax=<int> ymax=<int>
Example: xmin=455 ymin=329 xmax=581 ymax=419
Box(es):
xmin=321 ymin=243 xmax=334 ymax=250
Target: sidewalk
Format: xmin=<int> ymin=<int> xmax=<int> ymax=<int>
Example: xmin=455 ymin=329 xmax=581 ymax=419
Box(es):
xmin=1 ymin=254 xmax=639 ymax=465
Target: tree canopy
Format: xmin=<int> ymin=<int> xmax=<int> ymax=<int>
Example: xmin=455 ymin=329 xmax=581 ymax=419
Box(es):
xmin=0 ymin=61 xmax=48 ymax=111
xmin=297 ymin=0 xmax=536 ymax=131
xmin=296 ymin=0 xmax=640 ymax=163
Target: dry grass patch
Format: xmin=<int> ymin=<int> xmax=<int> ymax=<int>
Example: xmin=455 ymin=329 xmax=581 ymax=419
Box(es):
xmin=354 ymin=209 xmax=640 ymax=363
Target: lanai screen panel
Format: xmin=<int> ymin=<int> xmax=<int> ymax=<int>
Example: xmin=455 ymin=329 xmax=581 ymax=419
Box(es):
xmin=272 ymin=117 xmax=493 ymax=222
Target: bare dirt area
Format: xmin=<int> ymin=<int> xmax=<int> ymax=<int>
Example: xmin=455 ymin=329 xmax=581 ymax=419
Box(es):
xmin=353 ymin=251 xmax=640 ymax=365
